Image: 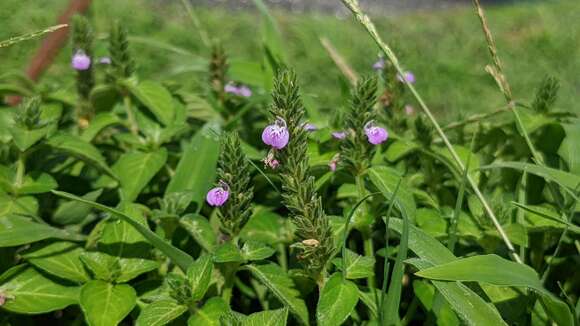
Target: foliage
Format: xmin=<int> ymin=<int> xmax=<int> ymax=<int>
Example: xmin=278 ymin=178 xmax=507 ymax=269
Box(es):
xmin=0 ymin=1 xmax=578 ymax=325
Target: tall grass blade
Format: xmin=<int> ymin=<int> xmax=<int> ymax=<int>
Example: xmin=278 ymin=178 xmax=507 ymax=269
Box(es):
xmin=0 ymin=24 xmax=67 ymax=49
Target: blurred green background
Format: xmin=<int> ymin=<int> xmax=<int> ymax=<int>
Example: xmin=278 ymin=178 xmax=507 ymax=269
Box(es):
xmin=1 ymin=0 xmax=578 ymax=121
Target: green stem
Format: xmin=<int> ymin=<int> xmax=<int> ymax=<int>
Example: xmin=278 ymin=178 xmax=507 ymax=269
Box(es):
xmin=14 ymin=151 xmax=27 ymax=191
xmin=355 ymin=174 xmax=376 ymax=288
xmin=123 ymin=95 xmax=139 ymax=135
xmin=277 ymin=243 xmax=288 ymax=271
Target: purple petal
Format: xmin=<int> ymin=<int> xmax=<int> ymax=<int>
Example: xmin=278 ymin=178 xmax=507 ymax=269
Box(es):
xmin=238 ymin=86 xmax=252 ymax=97
xmin=332 ymin=131 xmax=347 ymax=140
xmin=206 ymin=187 xmax=229 ymax=206
xmin=372 ymin=58 xmax=385 ymax=71
xmin=262 ymin=124 xmax=289 ymax=149
xmin=72 ymin=51 xmax=91 ymax=71
xmin=365 ymin=126 xmax=389 ymax=145
xmin=304 ymin=123 xmax=317 ymax=132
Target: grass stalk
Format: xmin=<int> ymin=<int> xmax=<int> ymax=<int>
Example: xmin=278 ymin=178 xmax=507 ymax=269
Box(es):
xmin=340 ymin=0 xmax=522 ymax=263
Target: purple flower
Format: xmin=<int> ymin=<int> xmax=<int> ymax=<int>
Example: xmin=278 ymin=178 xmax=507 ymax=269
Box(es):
xmin=71 ymin=50 xmax=91 ymax=71
xmin=332 ymin=131 xmax=347 ymax=140
xmin=397 ymin=71 xmax=415 ymax=84
xmin=206 ymin=181 xmax=229 ymax=207
xmin=238 ymin=85 xmax=252 ymax=97
xmin=98 ymin=56 xmax=112 ymax=65
xmin=364 ymin=121 xmax=389 ymax=145
xmin=303 ymin=123 xmax=317 ymax=132
xmin=262 ymin=117 xmax=290 ymax=149
xmin=404 ymin=104 xmax=415 ymax=116
xmin=372 ymin=57 xmax=385 ymax=71
xmin=224 ymin=82 xmax=252 ymax=97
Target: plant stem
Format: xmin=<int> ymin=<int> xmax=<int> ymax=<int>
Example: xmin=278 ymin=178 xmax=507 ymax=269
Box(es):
xmin=341 ymin=0 xmax=522 ymax=263
xmin=442 ymin=105 xmax=510 ymax=131
xmin=123 ymin=95 xmax=138 ymax=135
xmin=355 ymin=174 xmax=376 ymax=288
xmin=277 ymin=243 xmax=288 ymax=271
xmin=14 ymin=151 xmax=26 ymax=189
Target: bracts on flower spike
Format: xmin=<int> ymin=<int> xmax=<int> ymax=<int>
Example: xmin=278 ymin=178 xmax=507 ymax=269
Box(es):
xmin=267 ymin=69 xmax=334 ymax=281
xmin=71 ymin=14 xmax=95 ymax=127
xmin=206 ymin=132 xmax=254 ymax=239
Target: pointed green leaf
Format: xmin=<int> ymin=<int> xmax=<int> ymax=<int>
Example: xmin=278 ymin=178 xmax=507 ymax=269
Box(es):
xmin=188 ymin=297 xmax=229 ymax=326
xmin=22 ymin=241 xmax=90 ymax=283
xmin=165 ymin=122 xmax=221 ymax=206
xmin=213 ymin=241 xmax=243 ymax=263
xmin=368 ymin=166 xmax=416 ymax=220
xmin=187 ymin=254 xmax=213 ymax=301
xmin=52 ymin=190 xmax=194 ymax=271
xmin=241 ymin=241 xmax=276 ymax=261
xmin=126 ymin=80 xmax=175 ymax=125
xmin=80 ymin=280 xmax=136 ymax=326
xmin=136 ymin=299 xmax=188 ymax=326
xmin=331 ymin=248 xmax=375 ymax=279
xmin=180 ymin=213 xmax=217 ymax=252
xmin=316 ymin=273 xmax=358 ymax=326
xmin=113 ymin=149 xmax=167 ymax=203
xmin=0 ymin=214 xmax=82 ymax=247
xmin=244 ymin=263 xmax=309 ymax=325
xmin=10 ymin=124 xmax=51 ymax=152
xmin=81 ymin=113 xmax=122 ymax=142
xmin=46 ymin=132 xmax=116 ymax=178
xmin=243 ymin=308 xmax=289 ymax=326
xmin=0 ymin=265 xmax=79 ymax=314
xmin=52 ymin=189 xmax=102 ymax=225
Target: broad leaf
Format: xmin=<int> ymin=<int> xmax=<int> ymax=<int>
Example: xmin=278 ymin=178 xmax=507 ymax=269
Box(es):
xmin=243 ymin=308 xmax=289 ymax=326
xmin=52 ymin=191 xmax=194 ymax=271
xmin=180 ymin=214 xmax=217 ymax=252
xmin=165 ymin=122 xmax=221 ymax=206
xmin=52 ymin=189 xmax=102 ymax=225
xmin=241 ymin=241 xmax=276 ymax=261
xmin=136 ymin=299 xmax=188 ymax=326
xmin=22 ymin=241 xmax=90 ymax=283
xmin=0 ymin=214 xmax=82 ymax=247
xmin=368 ymin=166 xmax=416 ymax=221
xmin=0 ymin=265 xmax=79 ymax=314
xmin=316 ymin=273 xmax=358 ymax=326
xmin=240 ymin=209 xmax=289 ymax=245
xmin=244 ymin=263 xmax=309 ymax=325
xmin=187 ymin=254 xmax=213 ymax=301
xmin=188 ymin=297 xmax=229 ymax=326
xmin=558 ymin=122 xmax=580 ymax=175
xmin=126 ymin=80 xmax=175 ymax=125
xmin=81 ymin=112 xmax=122 ymax=142
xmin=10 ymin=125 xmax=51 ymax=152
xmin=113 ymin=149 xmax=167 ymax=203
xmin=46 ymin=132 xmax=116 ymax=178
xmin=331 ymin=248 xmax=375 ymax=279
xmin=80 ymin=280 xmax=137 ymax=326
xmin=213 ymin=241 xmax=244 ymax=263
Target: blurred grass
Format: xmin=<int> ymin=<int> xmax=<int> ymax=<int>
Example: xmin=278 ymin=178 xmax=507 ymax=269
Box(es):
xmin=1 ymin=0 xmax=578 ymax=120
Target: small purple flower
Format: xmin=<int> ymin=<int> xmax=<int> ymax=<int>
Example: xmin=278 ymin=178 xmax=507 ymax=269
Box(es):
xmin=329 ymin=153 xmax=340 ymax=172
xmin=303 ymin=123 xmax=317 ymax=132
xmin=332 ymin=131 xmax=347 ymax=140
xmin=224 ymin=82 xmax=252 ymax=97
xmin=262 ymin=117 xmax=290 ymax=149
xmin=364 ymin=121 xmax=389 ymax=145
xmin=404 ymin=104 xmax=415 ymax=116
xmin=206 ymin=181 xmax=229 ymax=207
xmin=372 ymin=57 xmax=385 ymax=71
xmin=397 ymin=71 xmax=415 ymax=84
xmin=71 ymin=50 xmax=91 ymax=71
xmin=238 ymin=85 xmax=252 ymax=98
xmin=98 ymin=56 xmax=112 ymax=65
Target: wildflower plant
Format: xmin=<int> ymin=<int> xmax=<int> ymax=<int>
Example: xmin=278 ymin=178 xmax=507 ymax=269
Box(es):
xmin=71 ymin=14 xmax=95 ymax=124
xmin=267 ymin=69 xmax=333 ymax=279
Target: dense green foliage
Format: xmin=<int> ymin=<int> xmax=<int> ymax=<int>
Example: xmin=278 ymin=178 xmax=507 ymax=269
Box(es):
xmin=0 ymin=1 xmax=578 ymax=325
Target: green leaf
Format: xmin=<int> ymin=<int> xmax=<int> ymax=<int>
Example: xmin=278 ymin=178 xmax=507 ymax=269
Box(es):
xmin=52 ymin=189 xmax=102 ymax=225
xmin=113 ymin=148 xmax=168 ymax=203
xmin=46 ymin=132 xmax=116 ymax=178
xmin=243 ymin=308 xmax=289 ymax=326
xmin=187 ymin=254 xmax=213 ymax=301
xmin=213 ymin=241 xmax=244 ymax=263
xmin=0 ymin=265 xmax=79 ymax=314
xmin=22 ymin=241 xmax=90 ymax=283
xmin=0 ymin=214 xmax=82 ymax=247
xmin=512 ymin=202 xmax=580 ymax=234
xmin=188 ymin=297 xmax=229 ymax=326
xmin=244 ymin=263 xmax=309 ymax=325
xmin=165 ymin=122 xmax=221 ymax=206
xmin=407 ymin=258 xmax=507 ymax=326
xmin=481 ymin=161 xmax=580 ymax=195
xmin=251 ymin=0 xmax=287 ymax=65
xmin=52 ymin=190 xmax=195 ymax=272
xmin=0 ymin=166 xmax=58 ymax=195
xmin=126 ymin=80 xmax=175 ymax=125
xmin=331 ymin=248 xmax=375 ymax=279
xmin=241 ymin=241 xmax=276 ymax=261
xmin=89 ymin=85 xmax=121 ymax=113
xmin=416 ymin=208 xmax=447 ymax=238
xmin=385 ymin=139 xmax=420 ymax=162
xmin=0 ymin=194 xmax=38 ymax=216
xmin=10 ymin=124 xmax=51 ymax=152
xmin=81 ymin=112 xmax=122 ymax=142
xmin=368 ymin=166 xmax=417 ymax=221
xmin=136 ymin=299 xmax=188 ymax=326
xmin=98 ymin=204 xmax=159 ymax=282
xmin=415 ymin=254 xmax=574 ymax=326
xmin=240 ymin=209 xmax=288 ymax=245
xmin=389 ymin=220 xmax=509 ymax=325
xmin=316 ymin=273 xmax=359 ymax=326
xmin=558 ymin=122 xmax=580 ymax=175
xmin=180 ymin=214 xmax=217 ymax=252
xmin=80 ymin=251 xmax=118 ymax=281
xmin=80 ymin=280 xmax=137 ymax=326
xmin=433 ymin=145 xmax=481 ymax=183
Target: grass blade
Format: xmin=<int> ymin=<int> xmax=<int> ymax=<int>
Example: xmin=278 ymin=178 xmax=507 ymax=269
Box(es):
xmin=0 ymin=24 xmax=67 ymax=48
